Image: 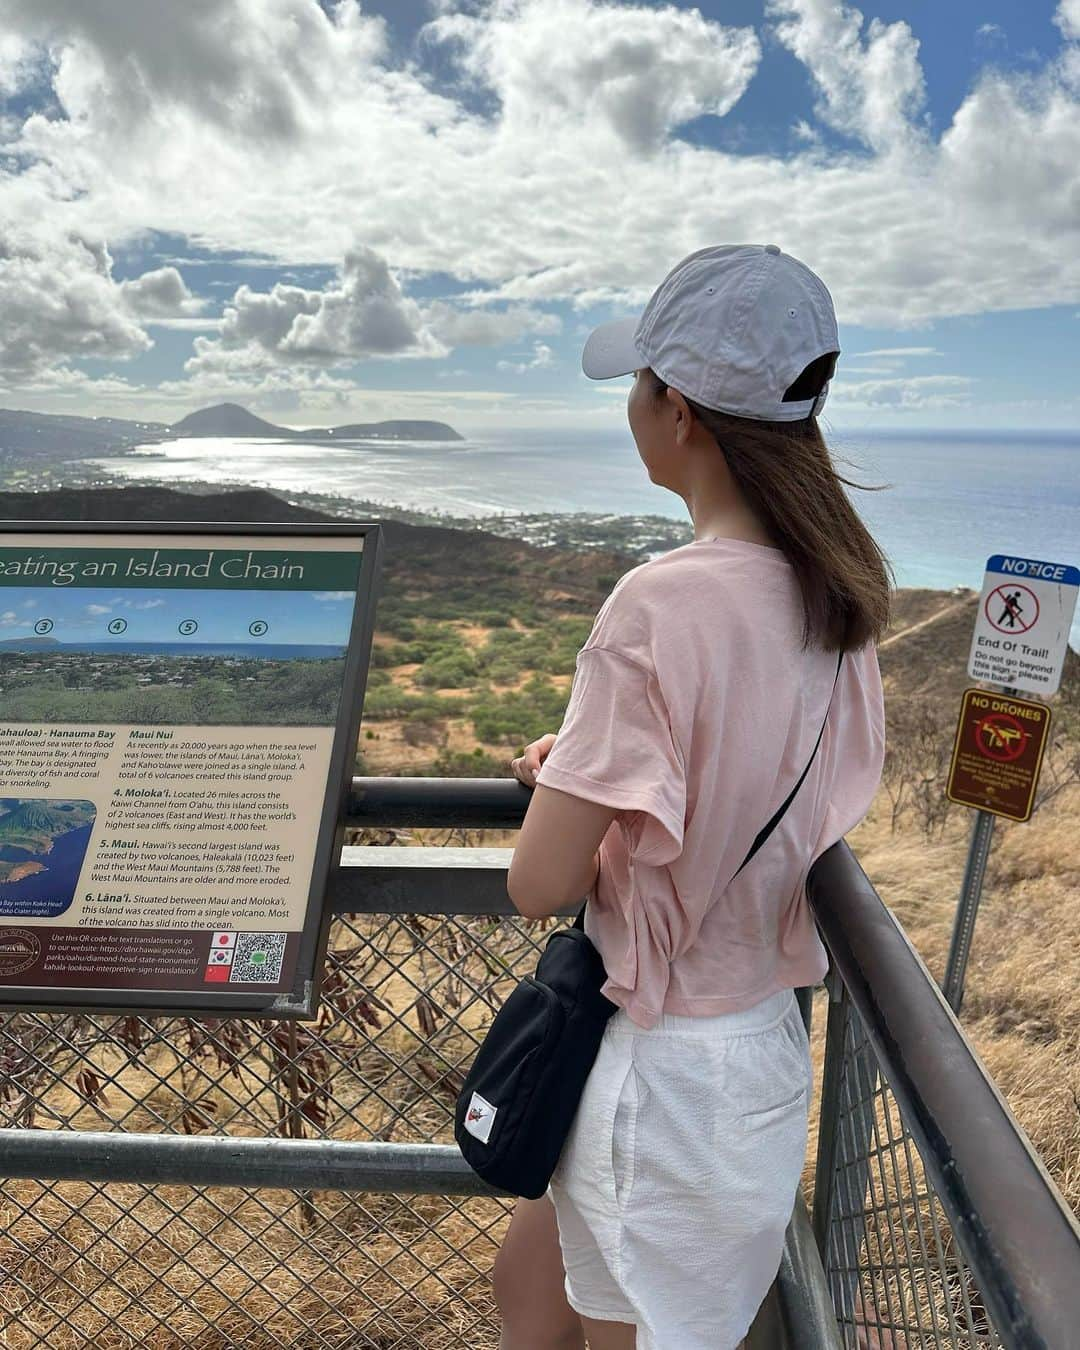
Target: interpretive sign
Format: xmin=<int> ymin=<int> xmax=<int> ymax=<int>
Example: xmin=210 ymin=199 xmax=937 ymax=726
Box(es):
xmin=945 ymin=687 xmax=1051 ymax=823
xmin=0 ymin=521 xmax=381 ymax=1017
xmin=966 ymin=554 xmax=1079 ymax=696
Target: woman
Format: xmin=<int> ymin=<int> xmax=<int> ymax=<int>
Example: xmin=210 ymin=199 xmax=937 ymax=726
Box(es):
xmin=496 ymin=244 xmax=890 ymax=1349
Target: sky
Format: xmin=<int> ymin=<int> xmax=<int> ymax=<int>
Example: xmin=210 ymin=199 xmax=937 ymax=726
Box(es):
xmin=0 ymin=0 xmax=1078 ymax=435
xmin=0 ymin=587 xmax=356 ymax=646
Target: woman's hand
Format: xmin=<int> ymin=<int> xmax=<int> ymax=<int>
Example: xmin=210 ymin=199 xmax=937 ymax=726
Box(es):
xmin=509 ymin=733 xmax=558 ymax=788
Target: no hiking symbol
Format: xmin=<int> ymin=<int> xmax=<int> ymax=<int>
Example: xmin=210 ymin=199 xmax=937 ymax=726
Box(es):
xmin=966 ymin=554 xmax=1079 ymax=696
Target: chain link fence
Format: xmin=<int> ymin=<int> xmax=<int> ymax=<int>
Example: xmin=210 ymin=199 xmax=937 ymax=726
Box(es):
xmin=1 ymin=822 xmax=1077 ymax=1348
xmin=814 ymin=978 xmax=1004 ymax=1350
xmin=0 ymin=904 xmax=546 ymax=1349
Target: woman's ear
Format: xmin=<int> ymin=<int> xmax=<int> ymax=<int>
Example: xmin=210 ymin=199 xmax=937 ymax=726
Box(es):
xmin=667 ymin=387 xmax=694 ymax=443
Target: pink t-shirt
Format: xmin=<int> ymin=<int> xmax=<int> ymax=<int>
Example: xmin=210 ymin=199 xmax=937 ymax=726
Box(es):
xmin=533 ymin=536 xmax=885 ymax=1029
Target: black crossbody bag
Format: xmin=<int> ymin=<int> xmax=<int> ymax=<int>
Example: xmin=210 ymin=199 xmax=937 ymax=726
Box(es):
xmin=454 ymin=649 xmax=844 ymax=1199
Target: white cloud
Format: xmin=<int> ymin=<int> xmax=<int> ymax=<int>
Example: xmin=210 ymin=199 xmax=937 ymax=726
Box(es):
xmin=1056 ymin=0 xmax=1080 ymax=42
xmin=497 ymin=342 xmax=557 ymax=374
xmin=0 ymin=0 xmax=1077 ymax=418
xmin=850 ymin=347 xmax=942 ymax=357
xmin=185 ymin=246 xmax=448 ymax=376
xmin=765 ymin=0 xmax=928 ymax=151
xmin=2 ymin=0 xmax=388 ymax=145
xmin=119 ymin=266 xmax=204 ymax=319
xmin=422 ymin=300 xmax=561 ymax=347
xmin=85 ymin=603 xmax=112 ymax=615
xmin=0 ymin=226 xmax=153 ymax=383
xmin=144 ymin=316 xmax=226 ymax=331
xmin=831 ymin=373 xmax=975 ymax=409
xmin=0 ymin=30 xmax=37 ymax=95
xmin=420 ymin=0 xmax=760 ymax=155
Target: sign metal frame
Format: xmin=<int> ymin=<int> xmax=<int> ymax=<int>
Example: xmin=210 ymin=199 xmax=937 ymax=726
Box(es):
xmin=0 ymin=518 xmax=382 ymax=1019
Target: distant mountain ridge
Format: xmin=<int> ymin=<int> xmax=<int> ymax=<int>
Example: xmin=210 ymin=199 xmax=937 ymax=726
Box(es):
xmin=0 ymin=408 xmax=170 ymax=457
xmin=170 ymin=403 xmax=463 ymax=442
xmin=0 ymin=403 xmax=463 ymax=457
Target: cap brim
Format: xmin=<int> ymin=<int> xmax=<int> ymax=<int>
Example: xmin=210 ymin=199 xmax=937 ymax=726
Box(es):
xmin=581 ymin=316 xmax=643 ymax=380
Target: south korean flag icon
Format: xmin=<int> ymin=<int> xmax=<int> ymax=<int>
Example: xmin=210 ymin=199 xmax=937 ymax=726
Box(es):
xmin=209 ymin=932 xmax=236 ymax=966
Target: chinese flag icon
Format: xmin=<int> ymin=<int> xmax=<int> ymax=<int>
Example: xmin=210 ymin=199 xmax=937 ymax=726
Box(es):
xmin=203 ymin=965 xmax=230 ymax=982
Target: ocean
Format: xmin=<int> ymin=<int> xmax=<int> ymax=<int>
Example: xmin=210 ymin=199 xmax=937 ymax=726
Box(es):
xmin=0 ymin=822 xmax=93 ymax=918
xmin=87 ymin=428 xmax=1080 ymax=649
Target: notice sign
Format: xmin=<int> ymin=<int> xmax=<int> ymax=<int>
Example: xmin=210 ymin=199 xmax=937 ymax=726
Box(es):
xmin=0 ymin=522 xmax=381 ymax=1017
xmin=946 ymin=688 xmax=1051 ymax=822
xmin=967 ymin=553 xmax=1079 ymax=696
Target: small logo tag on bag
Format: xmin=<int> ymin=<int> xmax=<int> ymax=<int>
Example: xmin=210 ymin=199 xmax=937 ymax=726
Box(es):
xmin=464 ymin=1092 xmax=497 ymax=1144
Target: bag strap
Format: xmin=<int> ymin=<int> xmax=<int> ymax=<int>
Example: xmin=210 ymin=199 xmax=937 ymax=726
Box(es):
xmin=729 ymin=646 xmax=843 ymax=882
xmin=573 ymin=647 xmax=844 ymax=930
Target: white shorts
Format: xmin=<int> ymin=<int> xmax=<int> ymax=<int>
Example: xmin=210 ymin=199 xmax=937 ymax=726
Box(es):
xmin=547 ymin=987 xmax=812 ymax=1350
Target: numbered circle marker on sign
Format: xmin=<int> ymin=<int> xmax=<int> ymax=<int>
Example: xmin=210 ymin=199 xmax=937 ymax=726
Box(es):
xmin=967 ymin=554 xmax=1079 ymax=696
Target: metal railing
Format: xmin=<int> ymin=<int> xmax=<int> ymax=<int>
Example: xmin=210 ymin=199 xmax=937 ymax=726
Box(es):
xmin=0 ymin=776 xmax=1076 ymax=1349
xmin=808 ymin=842 xmax=1080 ymax=1349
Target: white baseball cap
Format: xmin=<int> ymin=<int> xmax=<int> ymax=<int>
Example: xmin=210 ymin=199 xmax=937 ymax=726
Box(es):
xmin=581 ymin=243 xmax=840 ymax=422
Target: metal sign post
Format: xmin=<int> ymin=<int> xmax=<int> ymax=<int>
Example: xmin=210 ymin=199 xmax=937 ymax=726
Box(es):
xmin=943 ymin=553 xmax=1078 ymax=1014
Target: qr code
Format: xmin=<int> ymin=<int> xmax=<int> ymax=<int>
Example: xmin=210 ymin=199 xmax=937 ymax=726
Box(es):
xmin=230 ymin=933 xmax=287 ymax=984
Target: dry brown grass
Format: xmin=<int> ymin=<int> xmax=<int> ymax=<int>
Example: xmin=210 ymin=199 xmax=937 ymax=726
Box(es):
xmin=802 ymin=776 xmax=1080 ymax=1220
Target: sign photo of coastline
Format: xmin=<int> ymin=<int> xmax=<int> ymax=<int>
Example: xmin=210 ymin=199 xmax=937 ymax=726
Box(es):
xmin=0 ymin=587 xmax=357 ymax=725
xmin=0 ymin=799 xmax=96 ymax=919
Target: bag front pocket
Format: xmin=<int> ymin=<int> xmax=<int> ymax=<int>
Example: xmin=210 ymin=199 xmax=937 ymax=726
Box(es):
xmin=457 ymin=974 xmax=564 ymax=1156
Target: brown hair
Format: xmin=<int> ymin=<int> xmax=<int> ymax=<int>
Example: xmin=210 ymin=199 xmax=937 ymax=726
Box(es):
xmin=648 ymin=368 xmax=894 ymax=653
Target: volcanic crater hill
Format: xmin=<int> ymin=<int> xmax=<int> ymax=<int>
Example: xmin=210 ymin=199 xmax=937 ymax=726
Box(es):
xmin=0 ymin=485 xmax=1075 ymax=724
xmin=169 ymin=403 xmax=464 ymax=442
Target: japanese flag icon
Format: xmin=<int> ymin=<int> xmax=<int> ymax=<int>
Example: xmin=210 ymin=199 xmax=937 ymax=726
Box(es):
xmin=211 ymin=932 xmax=237 ymax=949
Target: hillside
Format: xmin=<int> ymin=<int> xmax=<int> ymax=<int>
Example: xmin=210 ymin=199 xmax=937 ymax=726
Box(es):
xmin=170 ymin=404 xmax=284 ymax=438
xmin=0 ymin=404 xmax=464 ymax=458
xmin=171 ymin=402 xmax=464 ymax=442
xmin=0 ymin=408 xmax=169 ymax=458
